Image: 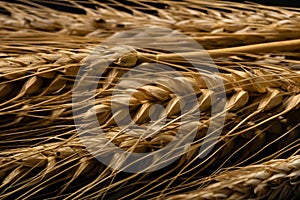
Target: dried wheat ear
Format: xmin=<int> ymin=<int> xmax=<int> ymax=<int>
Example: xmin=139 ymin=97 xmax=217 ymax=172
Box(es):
xmin=1 ymin=0 xmax=300 ymax=48
xmin=166 ymin=155 xmax=300 ymax=200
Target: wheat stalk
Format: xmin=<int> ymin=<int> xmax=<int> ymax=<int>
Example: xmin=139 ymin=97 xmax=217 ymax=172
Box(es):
xmin=1 ymin=0 xmax=300 ymax=48
xmin=0 ymin=138 xmax=111 ymax=199
xmin=1 ymin=49 xmax=299 ymax=142
xmin=165 ymin=155 xmax=300 ymax=200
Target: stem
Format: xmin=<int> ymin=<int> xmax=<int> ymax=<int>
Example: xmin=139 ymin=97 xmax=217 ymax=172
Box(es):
xmin=138 ymin=38 xmax=300 ymax=62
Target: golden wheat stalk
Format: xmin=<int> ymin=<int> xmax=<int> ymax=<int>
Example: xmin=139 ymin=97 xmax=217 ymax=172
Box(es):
xmin=1 ymin=0 xmax=300 ymax=48
xmin=165 ymin=155 xmax=300 ymax=200
xmin=0 ymin=138 xmax=108 ymax=199
xmin=0 ymin=48 xmax=299 ymax=147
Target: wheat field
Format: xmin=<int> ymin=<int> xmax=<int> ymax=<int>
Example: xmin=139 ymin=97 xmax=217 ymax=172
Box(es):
xmin=0 ymin=0 xmax=299 ymax=199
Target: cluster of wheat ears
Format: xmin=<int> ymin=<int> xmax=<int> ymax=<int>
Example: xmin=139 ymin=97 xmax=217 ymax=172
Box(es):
xmin=0 ymin=0 xmax=299 ymax=199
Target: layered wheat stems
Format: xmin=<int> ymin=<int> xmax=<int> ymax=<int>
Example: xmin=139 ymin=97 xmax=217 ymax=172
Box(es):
xmin=0 ymin=0 xmax=300 ymax=199
xmin=0 ymin=138 xmax=110 ymax=199
xmin=80 ymin=52 xmax=300 ymax=198
xmin=1 ymin=49 xmax=300 ymax=198
xmin=1 ymin=0 xmax=300 ymax=48
xmin=1 ymin=47 xmax=300 ymax=145
xmin=1 ymin=51 xmax=300 ymax=198
xmin=0 ymin=50 xmax=86 ymax=128
xmin=166 ymin=155 xmax=300 ymax=200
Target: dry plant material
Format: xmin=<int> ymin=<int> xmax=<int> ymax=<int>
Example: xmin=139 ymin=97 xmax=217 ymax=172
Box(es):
xmin=1 ymin=0 xmax=300 ymax=49
xmin=0 ymin=0 xmax=299 ymax=199
xmin=166 ymin=155 xmax=300 ymax=200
